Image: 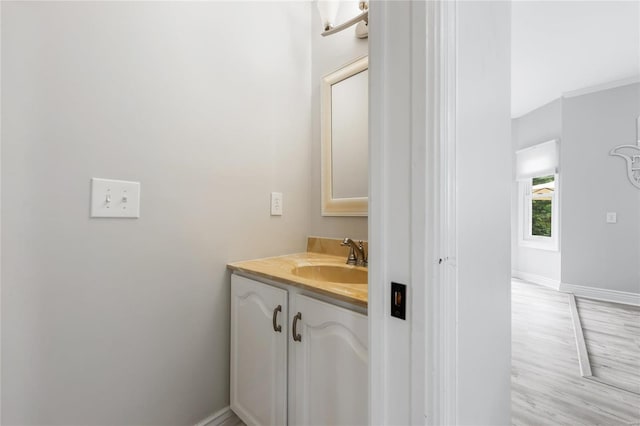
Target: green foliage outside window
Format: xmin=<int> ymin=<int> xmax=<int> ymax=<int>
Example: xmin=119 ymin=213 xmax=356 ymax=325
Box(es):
xmin=531 ymin=175 xmax=554 ymax=237
xmin=531 ymin=199 xmax=552 ymax=237
xmin=532 ymin=175 xmax=554 ymax=185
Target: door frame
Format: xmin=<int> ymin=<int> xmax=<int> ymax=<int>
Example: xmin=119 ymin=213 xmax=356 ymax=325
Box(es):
xmin=1 ymin=1 xmax=4 ymax=420
xmin=368 ymin=1 xmax=458 ymax=424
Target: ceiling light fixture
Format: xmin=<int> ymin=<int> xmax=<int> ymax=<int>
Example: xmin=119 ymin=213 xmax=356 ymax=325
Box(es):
xmin=317 ymin=1 xmax=369 ymax=39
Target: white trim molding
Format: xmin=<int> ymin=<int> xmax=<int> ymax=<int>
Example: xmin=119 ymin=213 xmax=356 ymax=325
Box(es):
xmin=568 ymin=293 xmax=592 ymax=377
xmin=514 ymin=76 xmax=640 ymax=119
xmin=563 ymin=75 xmax=640 ymax=99
xmin=426 ymin=0 xmax=458 ymax=425
xmin=410 ymin=0 xmax=428 ymax=424
xmin=560 ymin=282 xmax=640 ymax=306
xmin=367 ymin=1 xmax=390 ymax=423
xmin=512 ymin=270 xmax=561 ymax=291
xmin=194 ymin=406 xmax=238 ymax=426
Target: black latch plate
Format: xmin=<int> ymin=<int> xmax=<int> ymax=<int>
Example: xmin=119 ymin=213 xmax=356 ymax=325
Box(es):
xmin=391 ymin=282 xmax=407 ymax=320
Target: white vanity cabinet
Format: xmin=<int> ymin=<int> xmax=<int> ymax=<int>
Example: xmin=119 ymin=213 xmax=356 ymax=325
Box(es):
xmin=289 ymin=294 xmax=368 ymax=426
xmin=230 ymin=275 xmax=288 ymax=426
xmin=230 ymin=274 xmax=368 ymax=426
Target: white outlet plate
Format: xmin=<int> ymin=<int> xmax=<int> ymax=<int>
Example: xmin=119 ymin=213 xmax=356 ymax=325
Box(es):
xmin=271 ymin=192 xmax=283 ymax=216
xmin=91 ymin=178 xmax=140 ymax=218
xmin=606 ymin=212 xmax=617 ymax=224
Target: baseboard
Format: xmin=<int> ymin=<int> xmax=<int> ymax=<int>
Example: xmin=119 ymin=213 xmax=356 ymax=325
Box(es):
xmin=567 ymin=293 xmax=592 ymax=377
xmin=195 ymin=406 xmax=239 ymax=426
xmin=512 ymin=270 xmax=561 ymax=290
xmin=559 ymin=282 xmax=640 ymax=306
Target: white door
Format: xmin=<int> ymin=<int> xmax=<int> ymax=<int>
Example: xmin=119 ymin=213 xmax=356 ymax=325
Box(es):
xmin=231 ymin=275 xmax=288 ymax=426
xmin=290 ymin=294 xmax=368 ymax=426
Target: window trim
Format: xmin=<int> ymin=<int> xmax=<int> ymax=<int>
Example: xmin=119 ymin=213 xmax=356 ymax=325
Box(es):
xmin=518 ymin=173 xmax=560 ymax=251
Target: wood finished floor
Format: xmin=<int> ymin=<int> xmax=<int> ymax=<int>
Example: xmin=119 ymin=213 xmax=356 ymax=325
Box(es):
xmin=576 ymin=297 xmax=640 ymax=395
xmin=512 ymin=280 xmax=640 ymax=426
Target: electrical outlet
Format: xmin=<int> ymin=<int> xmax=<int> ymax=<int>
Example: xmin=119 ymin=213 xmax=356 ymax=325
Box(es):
xmin=271 ymin=192 xmax=283 ymax=216
xmin=606 ymin=212 xmax=617 ymax=224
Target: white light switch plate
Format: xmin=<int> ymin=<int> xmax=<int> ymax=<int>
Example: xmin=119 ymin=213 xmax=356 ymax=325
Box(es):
xmin=271 ymin=192 xmax=283 ymax=216
xmin=91 ymin=178 xmax=140 ymax=218
xmin=606 ymin=212 xmax=617 ymax=224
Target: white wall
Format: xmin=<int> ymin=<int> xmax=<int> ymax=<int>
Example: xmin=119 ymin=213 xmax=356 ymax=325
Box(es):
xmin=456 ymin=1 xmax=512 ymax=424
xmin=310 ymin=2 xmax=368 ymax=240
xmin=368 ymin=2 xmax=413 ymax=423
xmin=1 ymin=2 xmax=311 ymax=424
xmin=511 ymin=1 xmax=640 ymax=118
xmin=511 ymin=99 xmax=562 ymax=283
xmin=0 ymin=3 xmax=3 ymax=421
xmin=561 ymin=83 xmax=640 ymax=294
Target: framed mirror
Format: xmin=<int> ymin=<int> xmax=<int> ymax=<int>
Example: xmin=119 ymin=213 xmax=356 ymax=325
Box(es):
xmin=321 ymin=56 xmax=368 ymax=216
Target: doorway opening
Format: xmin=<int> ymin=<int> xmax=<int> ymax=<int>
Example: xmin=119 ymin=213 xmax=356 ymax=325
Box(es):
xmin=510 ymin=2 xmax=640 ymax=424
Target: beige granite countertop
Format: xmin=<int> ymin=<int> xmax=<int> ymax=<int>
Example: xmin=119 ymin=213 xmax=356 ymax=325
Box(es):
xmin=227 ymin=241 xmax=368 ymax=307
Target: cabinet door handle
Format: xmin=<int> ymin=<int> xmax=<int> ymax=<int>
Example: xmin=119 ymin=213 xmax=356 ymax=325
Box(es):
xmin=272 ymin=305 xmax=282 ymax=333
xmin=292 ymin=312 xmax=302 ymax=342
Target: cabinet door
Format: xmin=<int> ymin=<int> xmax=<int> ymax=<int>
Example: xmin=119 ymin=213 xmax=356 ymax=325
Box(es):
xmin=290 ymin=294 xmax=368 ymax=426
xmin=231 ymin=275 xmax=288 ymax=426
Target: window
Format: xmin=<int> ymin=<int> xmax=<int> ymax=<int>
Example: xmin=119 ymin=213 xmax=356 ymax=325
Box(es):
xmin=516 ymin=140 xmax=559 ymax=251
xmin=530 ymin=175 xmax=554 ymax=237
xmin=520 ymin=175 xmax=558 ymax=249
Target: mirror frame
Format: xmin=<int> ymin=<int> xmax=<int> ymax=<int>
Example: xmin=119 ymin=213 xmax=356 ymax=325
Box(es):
xmin=321 ymin=56 xmax=369 ymax=216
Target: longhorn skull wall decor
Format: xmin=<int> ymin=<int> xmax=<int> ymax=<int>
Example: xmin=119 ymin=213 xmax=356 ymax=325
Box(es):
xmin=610 ymin=116 xmax=640 ymax=189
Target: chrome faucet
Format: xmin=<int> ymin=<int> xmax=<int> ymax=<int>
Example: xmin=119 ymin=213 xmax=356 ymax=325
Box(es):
xmin=341 ymin=237 xmax=367 ymax=267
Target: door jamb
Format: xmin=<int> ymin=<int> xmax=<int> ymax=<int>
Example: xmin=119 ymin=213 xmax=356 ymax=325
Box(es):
xmin=368 ymin=1 xmax=458 ymax=425
xmin=427 ymin=1 xmax=459 ymax=424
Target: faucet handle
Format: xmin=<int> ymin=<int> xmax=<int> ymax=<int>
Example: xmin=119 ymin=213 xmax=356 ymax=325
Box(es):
xmin=358 ymin=240 xmax=368 ymax=267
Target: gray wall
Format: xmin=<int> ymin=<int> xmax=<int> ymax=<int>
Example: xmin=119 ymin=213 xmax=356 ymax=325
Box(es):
xmin=511 ymin=99 xmax=562 ymax=281
xmin=561 ymin=83 xmax=640 ymax=293
xmin=309 ymin=2 xmax=368 ymax=241
xmin=1 ymin=2 xmax=311 ymax=424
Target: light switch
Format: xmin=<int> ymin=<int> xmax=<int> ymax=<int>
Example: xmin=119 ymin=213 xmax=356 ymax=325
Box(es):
xmin=271 ymin=192 xmax=283 ymax=216
xmin=91 ymin=178 xmax=140 ymax=218
xmin=606 ymin=212 xmax=617 ymax=224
